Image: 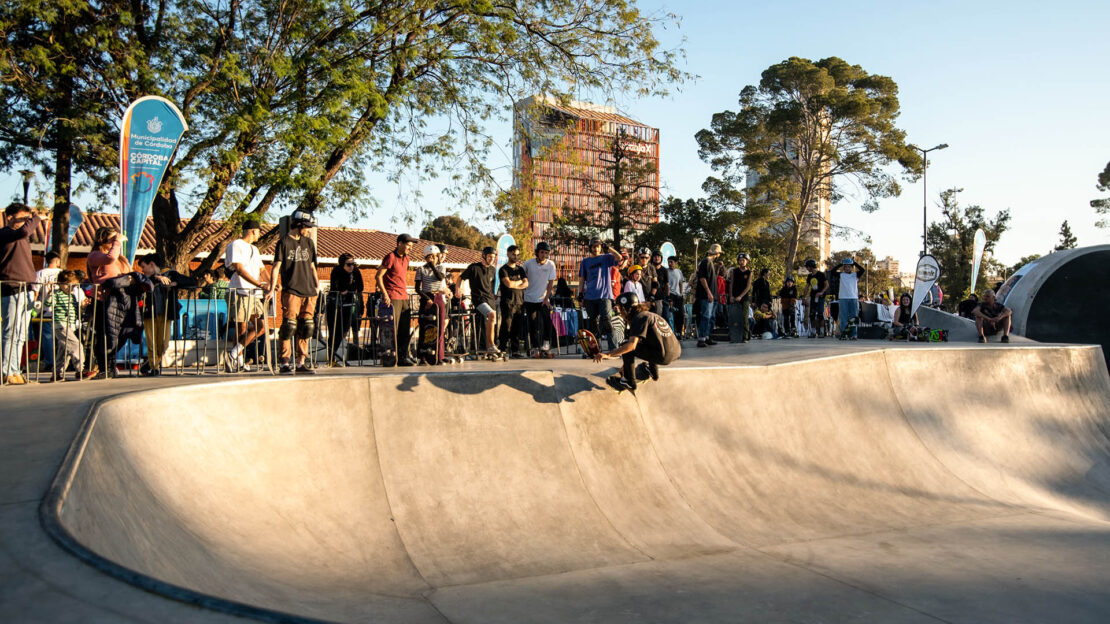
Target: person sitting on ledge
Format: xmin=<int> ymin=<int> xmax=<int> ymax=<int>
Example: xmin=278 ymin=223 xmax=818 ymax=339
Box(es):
xmin=889 ymin=293 xmax=920 ymax=341
xmin=973 ymin=289 xmax=1011 ymax=343
xmin=957 ymin=293 xmax=979 ymax=319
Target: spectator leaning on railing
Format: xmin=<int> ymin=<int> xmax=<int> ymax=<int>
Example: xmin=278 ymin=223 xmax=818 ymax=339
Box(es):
xmin=0 ymin=203 xmax=41 ymax=385
xmin=137 ymin=254 xmax=196 ymax=376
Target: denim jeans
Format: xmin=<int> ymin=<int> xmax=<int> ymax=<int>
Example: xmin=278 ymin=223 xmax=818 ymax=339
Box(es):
xmin=1 ymin=291 xmax=32 ymax=377
xmin=728 ymin=299 xmax=750 ymax=342
xmin=697 ymin=298 xmax=715 ymax=340
xmin=585 ymin=298 xmax=622 ymax=350
xmin=839 ymin=297 xmax=860 ymax=338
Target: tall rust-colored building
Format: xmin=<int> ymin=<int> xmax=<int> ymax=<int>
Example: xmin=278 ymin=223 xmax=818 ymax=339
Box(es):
xmin=513 ymin=95 xmax=660 ymax=277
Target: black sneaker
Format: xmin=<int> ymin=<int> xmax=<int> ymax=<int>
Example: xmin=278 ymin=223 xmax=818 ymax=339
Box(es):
xmin=279 ymin=363 xmax=294 ymax=374
xmin=606 ymin=374 xmax=636 ymax=393
xmin=977 ymin=336 xmax=987 ymax=343
xmin=295 ymin=364 xmax=316 ymax=375
xmin=697 ymin=340 xmax=707 ymax=348
xmin=705 ymin=338 xmax=718 ymax=345
xmin=1000 ymin=335 xmax=1009 ymax=343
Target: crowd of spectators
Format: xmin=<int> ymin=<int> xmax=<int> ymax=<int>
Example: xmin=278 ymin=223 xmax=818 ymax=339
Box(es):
xmin=0 ymin=203 xmax=1018 ymax=385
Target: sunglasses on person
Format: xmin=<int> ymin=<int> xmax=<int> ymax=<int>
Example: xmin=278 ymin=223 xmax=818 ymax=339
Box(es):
xmin=345 ymin=262 xmax=356 ymax=267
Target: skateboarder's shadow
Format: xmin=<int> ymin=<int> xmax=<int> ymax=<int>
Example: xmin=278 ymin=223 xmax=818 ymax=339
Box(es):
xmin=394 ymin=372 xmax=601 ymax=403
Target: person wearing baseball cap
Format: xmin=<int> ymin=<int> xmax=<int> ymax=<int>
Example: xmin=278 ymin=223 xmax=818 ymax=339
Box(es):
xmin=591 ymin=290 xmax=682 ymax=392
xmin=270 ymin=211 xmax=320 ymax=373
xmin=222 ymin=218 xmax=269 ymax=373
xmin=375 ymin=233 xmax=417 ymax=366
xmin=694 ymin=243 xmax=722 ymax=347
xmin=460 ymin=245 xmax=501 ymax=356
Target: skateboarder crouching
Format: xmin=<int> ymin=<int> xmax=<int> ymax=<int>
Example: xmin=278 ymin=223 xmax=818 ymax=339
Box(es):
xmin=592 ymin=291 xmax=682 ymax=392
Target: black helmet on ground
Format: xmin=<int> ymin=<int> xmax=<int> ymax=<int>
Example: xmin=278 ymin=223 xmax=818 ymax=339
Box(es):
xmin=615 ymin=291 xmax=640 ymax=310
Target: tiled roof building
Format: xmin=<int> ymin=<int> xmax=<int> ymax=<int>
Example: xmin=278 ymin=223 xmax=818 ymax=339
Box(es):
xmin=30 ymin=212 xmax=483 ymax=267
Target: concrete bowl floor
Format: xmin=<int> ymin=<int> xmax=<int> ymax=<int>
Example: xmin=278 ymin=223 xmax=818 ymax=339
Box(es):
xmin=3 ymin=340 xmax=1110 ymax=623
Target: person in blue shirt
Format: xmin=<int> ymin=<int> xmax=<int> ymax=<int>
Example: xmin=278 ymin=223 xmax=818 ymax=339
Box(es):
xmin=577 ymin=238 xmax=626 ymax=350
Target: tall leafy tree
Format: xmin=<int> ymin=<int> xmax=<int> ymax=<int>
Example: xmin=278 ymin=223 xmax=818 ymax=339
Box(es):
xmin=1055 ymin=220 xmax=1078 ymax=251
xmin=3 ymin=0 xmax=688 ymax=272
xmin=419 ymin=214 xmax=495 ymax=251
xmin=0 ymin=0 xmax=150 ymax=263
xmin=545 ymin=129 xmax=659 ymax=251
xmin=695 ymin=56 xmax=921 ymax=274
xmin=926 ymin=188 xmax=1010 ymax=301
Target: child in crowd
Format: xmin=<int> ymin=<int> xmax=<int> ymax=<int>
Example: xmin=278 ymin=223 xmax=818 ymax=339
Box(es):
xmin=49 ymin=270 xmax=85 ymax=381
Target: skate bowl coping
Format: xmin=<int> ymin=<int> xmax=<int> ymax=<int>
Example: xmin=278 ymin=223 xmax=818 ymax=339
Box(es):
xmin=41 ymin=346 xmax=1110 ymax=623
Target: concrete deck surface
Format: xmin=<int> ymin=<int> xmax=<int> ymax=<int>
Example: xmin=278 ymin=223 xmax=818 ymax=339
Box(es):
xmin=2 ymin=339 xmax=1109 ymax=623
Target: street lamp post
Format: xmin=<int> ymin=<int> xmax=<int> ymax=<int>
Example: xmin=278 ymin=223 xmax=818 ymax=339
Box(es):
xmin=910 ymin=143 xmax=948 ymax=256
xmin=18 ymin=170 xmax=34 ymax=205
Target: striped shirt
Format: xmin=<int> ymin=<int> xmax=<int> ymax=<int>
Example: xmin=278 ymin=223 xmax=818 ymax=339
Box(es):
xmin=51 ymin=290 xmax=80 ymax=327
xmin=416 ymin=264 xmax=447 ymax=295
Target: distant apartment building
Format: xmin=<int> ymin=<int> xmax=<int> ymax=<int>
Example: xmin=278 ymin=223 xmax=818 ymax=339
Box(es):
xmin=874 ymin=256 xmax=900 ymax=275
xmin=513 ymin=95 xmax=661 ymax=276
xmin=744 ymin=170 xmax=832 ymax=266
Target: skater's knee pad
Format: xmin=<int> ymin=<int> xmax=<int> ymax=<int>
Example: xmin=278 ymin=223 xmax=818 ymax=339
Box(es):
xmin=296 ymin=318 xmax=315 ymax=340
xmin=278 ymin=319 xmax=296 ymax=341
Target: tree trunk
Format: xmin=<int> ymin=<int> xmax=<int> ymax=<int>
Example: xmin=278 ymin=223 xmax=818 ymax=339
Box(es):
xmin=784 ymin=218 xmax=803 ymax=276
xmin=152 ymin=190 xmax=188 ymax=272
xmin=51 ymin=135 xmax=72 ymax=265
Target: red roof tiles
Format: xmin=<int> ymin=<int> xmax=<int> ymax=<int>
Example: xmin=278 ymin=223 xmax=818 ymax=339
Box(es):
xmin=30 ymin=212 xmax=482 ymax=266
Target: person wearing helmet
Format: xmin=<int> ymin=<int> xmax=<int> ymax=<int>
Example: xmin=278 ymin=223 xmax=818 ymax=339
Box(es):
xmin=634 ymin=247 xmax=660 ymax=315
xmin=592 ymin=290 xmax=682 ymax=392
xmin=269 ymin=210 xmax=320 ymax=374
xmin=803 ymin=258 xmax=827 ymax=338
xmin=415 ymin=244 xmax=450 ymax=364
xmin=460 ymin=246 xmax=500 ymax=356
xmin=523 ymin=241 xmax=558 ymax=357
xmin=623 ymin=264 xmax=646 ymax=301
xmin=577 ymin=238 xmax=626 ymax=351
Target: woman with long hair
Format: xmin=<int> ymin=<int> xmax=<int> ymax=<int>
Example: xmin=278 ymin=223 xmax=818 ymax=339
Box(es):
xmin=325 ymin=253 xmax=364 ymax=365
xmin=86 ymin=226 xmax=129 ymax=378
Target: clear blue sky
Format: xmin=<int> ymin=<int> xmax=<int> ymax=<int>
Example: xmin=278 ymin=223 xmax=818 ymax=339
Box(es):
xmin=7 ymin=0 xmax=1109 ymax=272
xmin=371 ymin=0 xmax=1110 ymax=271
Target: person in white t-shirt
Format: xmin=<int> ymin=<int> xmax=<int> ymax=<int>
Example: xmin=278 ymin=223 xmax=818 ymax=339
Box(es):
xmin=32 ymin=251 xmax=63 ymax=369
xmin=223 ymin=219 xmax=270 ymax=372
xmin=836 ymin=257 xmax=865 ymax=340
xmin=522 ymin=241 xmax=558 ymax=356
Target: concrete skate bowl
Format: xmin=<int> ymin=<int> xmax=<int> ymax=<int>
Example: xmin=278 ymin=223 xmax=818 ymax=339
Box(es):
xmin=42 ymin=346 xmax=1110 ymax=623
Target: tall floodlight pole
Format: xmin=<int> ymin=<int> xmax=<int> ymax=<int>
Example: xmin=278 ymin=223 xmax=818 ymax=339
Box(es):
xmin=910 ymin=143 xmax=948 ymax=256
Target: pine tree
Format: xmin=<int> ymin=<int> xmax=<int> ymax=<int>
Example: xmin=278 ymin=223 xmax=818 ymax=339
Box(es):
xmin=1054 ymin=220 xmax=1078 ymax=251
